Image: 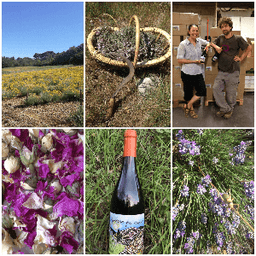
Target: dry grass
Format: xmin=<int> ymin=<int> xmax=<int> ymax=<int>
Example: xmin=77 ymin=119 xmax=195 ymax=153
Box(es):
xmin=2 ymin=96 xmax=82 ymax=127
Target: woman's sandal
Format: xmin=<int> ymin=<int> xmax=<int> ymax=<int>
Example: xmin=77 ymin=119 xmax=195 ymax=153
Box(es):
xmin=189 ymin=108 xmax=198 ymax=119
xmin=183 ymin=104 xmax=190 ymax=118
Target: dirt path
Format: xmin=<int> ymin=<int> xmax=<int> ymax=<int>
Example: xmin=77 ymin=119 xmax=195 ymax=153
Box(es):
xmin=2 ymin=97 xmax=81 ymax=127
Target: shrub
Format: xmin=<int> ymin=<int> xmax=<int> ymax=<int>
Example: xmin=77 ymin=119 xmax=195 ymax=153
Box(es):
xmin=69 ymin=106 xmax=84 ymax=127
xmin=172 ymin=129 xmax=254 ymax=254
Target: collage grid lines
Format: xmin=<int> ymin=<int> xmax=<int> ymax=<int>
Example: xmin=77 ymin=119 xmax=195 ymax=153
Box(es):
xmin=0 ymin=0 xmax=255 ymax=254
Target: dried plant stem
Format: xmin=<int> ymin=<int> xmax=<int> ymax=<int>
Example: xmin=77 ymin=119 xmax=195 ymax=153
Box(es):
xmin=233 ymin=208 xmax=254 ymax=233
xmin=105 ymin=53 xmax=135 ymax=120
xmin=174 ymin=175 xmax=188 ymax=208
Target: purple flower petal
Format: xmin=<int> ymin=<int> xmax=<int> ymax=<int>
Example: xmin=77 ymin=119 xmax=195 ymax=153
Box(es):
xmin=53 ymin=195 xmax=80 ymax=217
xmin=39 ymin=130 xmax=45 ymax=138
xmin=60 ymin=172 xmax=80 ymax=187
xmin=24 ymin=231 xmax=36 ymax=249
xmin=38 ymin=163 xmax=50 ymax=179
xmin=60 ymin=231 xmax=79 ymax=253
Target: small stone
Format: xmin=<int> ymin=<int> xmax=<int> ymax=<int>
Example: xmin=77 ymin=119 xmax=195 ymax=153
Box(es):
xmin=137 ymin=78 xmax=155 ymax=95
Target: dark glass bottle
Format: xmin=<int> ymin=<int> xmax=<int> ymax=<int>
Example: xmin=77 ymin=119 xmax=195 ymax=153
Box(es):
xmin=212 ymin=52 xmax=219 ymax=62
xmin=200 ymin=48 xmax=207 ymax=63
xmin=109 ymin=130 xmax=144 ymax=254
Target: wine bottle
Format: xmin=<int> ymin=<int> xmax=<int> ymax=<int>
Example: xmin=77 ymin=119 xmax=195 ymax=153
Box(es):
xmin=200 ymin=48 xmax=207 ymax=63
xmin=109 ymin=130 xmax=144 ymax=254
xmin=212 ymin=52 xmax=219 ymax=62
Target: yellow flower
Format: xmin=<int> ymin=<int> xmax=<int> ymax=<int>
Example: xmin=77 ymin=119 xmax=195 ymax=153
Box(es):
xmin=2 ymin=66 xmax=83 ymax=103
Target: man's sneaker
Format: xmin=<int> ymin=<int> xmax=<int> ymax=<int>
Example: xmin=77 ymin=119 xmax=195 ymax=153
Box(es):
xmin=216 ymin=111 xmax=226 ymax=117
xmin=223 ymin=111 xmax=233 ymax=119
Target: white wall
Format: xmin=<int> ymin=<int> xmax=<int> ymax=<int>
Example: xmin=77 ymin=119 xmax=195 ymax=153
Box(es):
xmin=219 ymin=9 xmax=253 ymax=18
xmin=231 ymin=17 xmax=254 ymax=39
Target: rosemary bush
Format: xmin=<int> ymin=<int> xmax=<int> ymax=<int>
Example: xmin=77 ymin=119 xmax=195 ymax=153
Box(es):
xmin=172 ymin=129 xmax=254 ymax=254
xmin=93 ymin=26 xmax=168 ymax=62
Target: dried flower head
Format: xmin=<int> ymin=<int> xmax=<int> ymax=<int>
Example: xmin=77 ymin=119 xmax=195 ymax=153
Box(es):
xmin=2 ymin=129 xmax=13 ymax=144
xmin=4 ymin=156 xmax=20 ymax=174
xmin=2 ymin=129 xmax=84 ymax=253
xmin=2 ymin=229 xmax=14 ymax=254
xmin=2 ymin=142 xmax=9 ymax=159
xmin=41 ymin=133 xmax=53 ymax=152
xmin=22 ymin=192 xmax=44 ymax=209
xmin=62 ymin=129 xmax=78 ymax=136
xmin=34 ymin=215 xmax=56 ymax=246
xmin=93 ymin=26 xmax=168 ymax=62
xmin=28 ymin=129 xmax=40 ymax=138
xmin=59 ymin=217 xmax=76 ymax=234
xmin=50 ymin=180 xmax=62 ymax=194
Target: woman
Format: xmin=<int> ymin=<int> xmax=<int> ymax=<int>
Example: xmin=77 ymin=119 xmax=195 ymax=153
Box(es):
xmin=177 ymin=24 xmax=210 ymax=118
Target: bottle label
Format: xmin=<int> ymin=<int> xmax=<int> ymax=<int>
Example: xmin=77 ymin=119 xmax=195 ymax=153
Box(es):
xmin=109 ymin=212 xmax=144 ymax=254
xmin=200 ymin=56 xmax=205 ymax=63
xmin=212 ymin=56 xmax=218 ymax=62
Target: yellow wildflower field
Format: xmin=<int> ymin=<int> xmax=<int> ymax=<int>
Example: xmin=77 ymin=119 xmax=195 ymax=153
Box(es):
xmin=2 ymin=65 xmax=83 ymax=104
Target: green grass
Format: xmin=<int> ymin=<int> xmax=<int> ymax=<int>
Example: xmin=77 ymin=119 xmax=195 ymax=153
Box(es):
xmin=86 ymin=129 xmax=171 ymax=254
xmin=140 ymin=74 xmax=170 ymax=127
xmin=86 ymin=2 xmax=170 ymax=31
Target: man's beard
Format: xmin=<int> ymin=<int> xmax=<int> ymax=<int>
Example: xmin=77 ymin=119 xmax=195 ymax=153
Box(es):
xmin=223 ymin=30 xmax=231 ymax=35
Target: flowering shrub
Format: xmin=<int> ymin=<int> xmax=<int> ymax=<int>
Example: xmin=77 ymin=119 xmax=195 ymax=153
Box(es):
xmin=173 ymin=129 xmax=254 ymax=254
xmin=2 ymin=66 xmax=83 ymax=105
xmin=93 ymin=26 xmax=169 ymax=62
xmin=2 ymin=129 xmax=84 ymax=254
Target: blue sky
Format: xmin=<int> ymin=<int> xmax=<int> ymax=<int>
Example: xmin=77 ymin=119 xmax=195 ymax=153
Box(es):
xmin=2 ymin=2 xmax=84 ymax=58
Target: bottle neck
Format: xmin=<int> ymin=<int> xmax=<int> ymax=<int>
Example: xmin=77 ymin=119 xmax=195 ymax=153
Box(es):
xmin=116 ymin=155 xmax=143 ymax=210
xmin=122 ymin=156 xmax=136 ymax=174
xmin=123 ymin=135 xmax=137 ymax=157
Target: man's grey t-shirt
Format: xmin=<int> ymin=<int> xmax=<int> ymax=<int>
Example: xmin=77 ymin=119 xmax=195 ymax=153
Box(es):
xmin=214 ymin=34 xmax=249 ymax=73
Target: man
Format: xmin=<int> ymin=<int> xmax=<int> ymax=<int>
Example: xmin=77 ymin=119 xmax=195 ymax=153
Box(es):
xmin=210 ymin=17 xmax=252 ymax=119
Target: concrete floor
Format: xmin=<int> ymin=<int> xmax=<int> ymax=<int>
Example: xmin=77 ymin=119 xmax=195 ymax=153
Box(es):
xmin=172 ymin=93 xmax=254 ymax=127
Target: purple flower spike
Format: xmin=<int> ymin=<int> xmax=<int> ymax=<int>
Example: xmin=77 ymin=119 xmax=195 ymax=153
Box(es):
xmin=176 ymin=130 xmax=184 ymax=140
xmin=184 ymin=235 xmax=195 ymax=254
xmin=197 ymin=184 xmax=207 ymax=195
xmin=201 ymin=213 xmax=208 ymax=224
xmin=181 ymin=185 xmax=190 ymax=197
xmin=202 ymin=174 xmax=211 ymax=187
xmin=231 ymin=141 xmax=252 ymax=165
xmin=192 ymin=230 xmax=201 ymax=240
xmin=244 ymin=181 xmax=254 ymax=200
xmin=174 ymin=221 xmax=186 ymax=240
xmin=212 ymin=157 xmax=219 ymax=164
